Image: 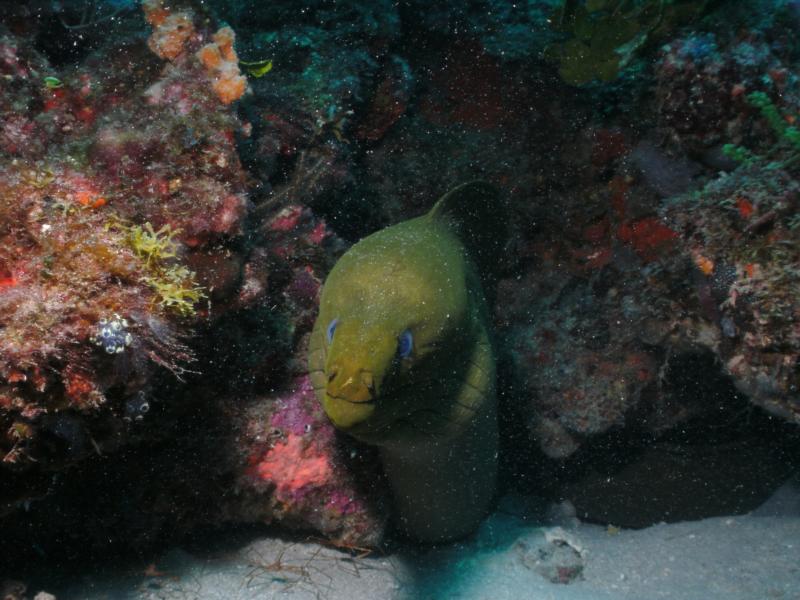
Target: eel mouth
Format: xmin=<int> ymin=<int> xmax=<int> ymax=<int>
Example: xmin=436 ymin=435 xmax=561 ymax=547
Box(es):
xmin=322 ymin=393 xmax=377 ymax=430
xmin=326 ymin=393 xmax=376 ymax=405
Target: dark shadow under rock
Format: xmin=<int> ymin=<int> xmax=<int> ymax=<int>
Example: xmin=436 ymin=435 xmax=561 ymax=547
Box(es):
xmin=558 ymin=435 xmax=797 ymax=528
xmin=539 ymin=353 xmax=800 ymax=528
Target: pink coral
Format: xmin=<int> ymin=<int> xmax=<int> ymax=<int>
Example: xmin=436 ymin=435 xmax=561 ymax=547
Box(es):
xmin=236 ymin=377 xmax=387 ymax=545
xmin=252 ymin=434 xmax=334 ymax=498
xmin=246 ymin=377 xmax=338 ymax=501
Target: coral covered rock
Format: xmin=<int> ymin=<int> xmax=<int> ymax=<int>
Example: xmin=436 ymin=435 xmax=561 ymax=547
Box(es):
xmin=662 ymin=162 xmax=800 ymax=423
xmin=232 ymin=376 xmax=387 ymax=546
xmin=0 ymin=3 xmax=250 ymax=524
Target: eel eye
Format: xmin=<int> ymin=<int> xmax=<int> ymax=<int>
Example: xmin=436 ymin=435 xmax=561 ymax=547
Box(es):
xmin=326 ymin=318 xmax=338 ymax=344
xmin=397 ymin=329 xmax=413 ymax=358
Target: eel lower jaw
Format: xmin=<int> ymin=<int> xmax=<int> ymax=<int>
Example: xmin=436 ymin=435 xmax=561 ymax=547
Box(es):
xmin=322 ymin=393 xmax=376 ymax=430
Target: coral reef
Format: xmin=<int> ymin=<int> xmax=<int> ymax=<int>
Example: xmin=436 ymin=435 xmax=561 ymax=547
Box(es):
xmin=0 ymin=0 xmax=255 ymax=477
xmin=0 ymin=0 xmax=388 ymax=565
xmin=654 ymin=29 xmax=800 ymax=156
xmin=662 ymin=162 xmax=800 ymax=422
xmin=1 ymin=0 xmax=799 ymax=580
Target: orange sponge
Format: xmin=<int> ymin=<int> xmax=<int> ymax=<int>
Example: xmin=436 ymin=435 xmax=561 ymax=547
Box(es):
xmin=212 ymin=27 xmax=237 ymax=62
xmin=142 ymin=0 xmax=169 ymax=26
xmin=197 ymin=44 xmax=223 ymax=70
xmin=212 ymin=70 xmax=248 ymax=105
xmin=196 ymin=26 xmax=248 ymax=105
xmin=143 ymin=0 xmax=195 ymax=61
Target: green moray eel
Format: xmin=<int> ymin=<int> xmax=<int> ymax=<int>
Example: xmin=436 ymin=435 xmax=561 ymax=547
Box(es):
xmin=308 ymin=181 xmax=502 ymax=543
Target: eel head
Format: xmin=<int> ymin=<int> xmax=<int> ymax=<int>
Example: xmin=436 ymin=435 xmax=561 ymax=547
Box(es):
xmin=314 ymin=217 xmax=476 ymax=445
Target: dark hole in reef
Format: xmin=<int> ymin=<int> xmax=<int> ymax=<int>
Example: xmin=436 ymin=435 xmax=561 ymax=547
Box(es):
xmin=310 ymin=185 xmax=387 ymax=243
xmin=0 ymin=385 xmax=232 ymax=572
xmin=513 ymin=352 xmax=799 ymax=528
xmin=33 ymin=14 xmax=96 ymax=67
xmin=194 ymin=303 xmax=294 ymax=396
xmin=28 ymin=2 xmax=139 ymax=68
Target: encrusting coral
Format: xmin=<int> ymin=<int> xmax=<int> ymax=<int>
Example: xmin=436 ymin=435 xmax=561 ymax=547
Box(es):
xmin=235 ymin=376 xmax=387 ymax=547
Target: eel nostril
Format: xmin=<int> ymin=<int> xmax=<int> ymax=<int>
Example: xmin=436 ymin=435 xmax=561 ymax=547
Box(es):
xmin=362 ymin=371 xmax=375 ymax=393
xmin=327 ymin=367 xmax=338 ymax=383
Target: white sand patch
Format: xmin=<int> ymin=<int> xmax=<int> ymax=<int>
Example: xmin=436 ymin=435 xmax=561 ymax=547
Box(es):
xmin=51 ymin=478 xmax=800 ymax=600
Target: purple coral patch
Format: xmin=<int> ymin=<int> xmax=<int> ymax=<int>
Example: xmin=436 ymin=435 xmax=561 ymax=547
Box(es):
xmin=269 ymin=376 xmax=331 ymax=437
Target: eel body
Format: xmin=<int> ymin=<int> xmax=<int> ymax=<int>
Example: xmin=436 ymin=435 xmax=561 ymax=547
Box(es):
xmin=308 ymin=182 xmax=500 ymax=542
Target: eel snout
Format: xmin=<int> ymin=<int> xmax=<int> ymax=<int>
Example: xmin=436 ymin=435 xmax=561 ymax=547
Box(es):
xmin=327 ymin=366 xmax=375 ymax=402
xmin=323 ymin=365 xmax=378 ymax=429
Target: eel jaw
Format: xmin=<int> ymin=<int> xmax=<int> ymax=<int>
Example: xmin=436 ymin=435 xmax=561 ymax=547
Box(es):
xmin=322 ymin=393 xmax=376 ymax=430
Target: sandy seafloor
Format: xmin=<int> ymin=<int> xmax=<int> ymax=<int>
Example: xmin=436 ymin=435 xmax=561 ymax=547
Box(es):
xmin=42 ymin=478 xmax=800 ymax=600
